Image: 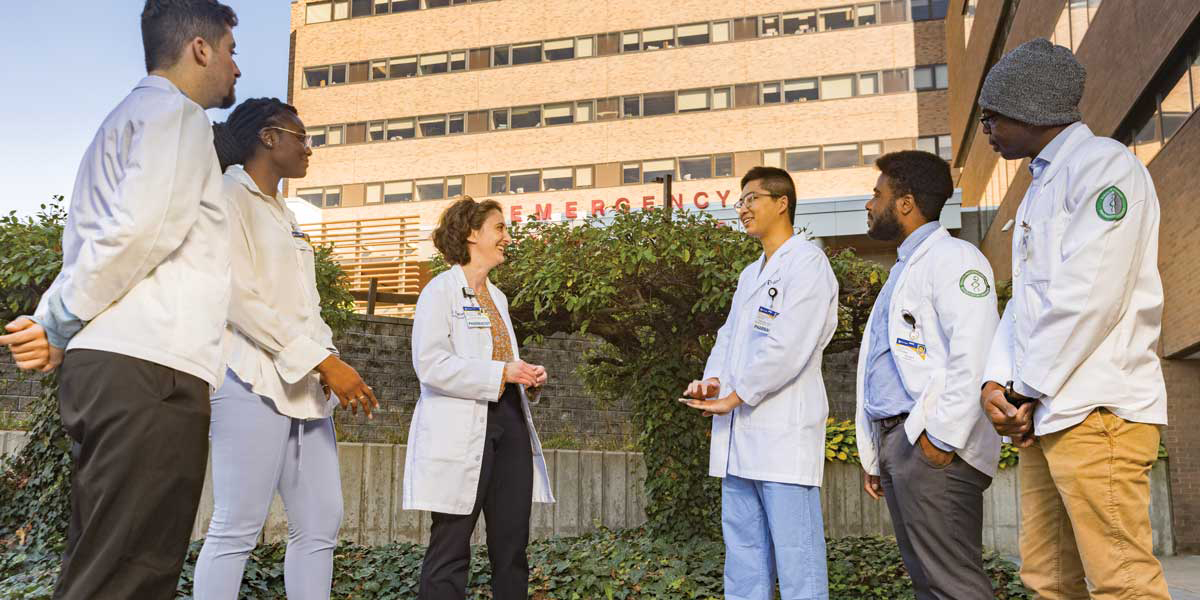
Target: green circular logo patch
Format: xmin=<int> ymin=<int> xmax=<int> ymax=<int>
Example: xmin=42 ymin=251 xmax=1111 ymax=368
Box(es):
xmin=1096 ymin=186 xmax=1127 ymax=222
xmin=959 ymin=270 xmax=990 ymax=298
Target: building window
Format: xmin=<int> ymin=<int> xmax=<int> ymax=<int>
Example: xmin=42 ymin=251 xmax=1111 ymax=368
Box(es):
xmin=448 ymin=113 xmax=465 ymax=134
xmin=511 ymin=106 xmax=541 ymax=129
xmin=384 ymin=181 xmax=413 ymax=203
xmin=351 ymin=0 xmax=373 ymax=18
xmin=763 ymin=150 xmax=783 ymax=168
xmin=823 ymin=143 xmax=860 ymax=168
xmin=820 ymin=6 xmax=855 ymax=30
xmin=348 ymin=61 xmax=369 ymax=83
xmin=882 ymin=68 xmax=911 ymax=93
xmin=858 ymin=72 xmax=880 ymax=95
xmin=390 ymin=57 xmax=417 ymax=78
xmin=677 ymin=23 xmax=710 ymax=46
xmin=622 ymin=96 xmax=641 ymax=118
xmin=373 ymin=0 xmax=389 ymax=15
xmin=417 ymin=178 xmax=445 ymax=201
xmin=879 ymin=0 xmax=908 ymax=23
xmin=786 ymin=147 xmax=821 ymax=171
xmin=642 ymin=159 xmax=675 ymax=183
xmin=575 ymin=166 xmax=594 ymax=187
xmin=713 ymin=87 xmax=732 ymax=109
xmin=492 ymin=46 xmax=510 ymax=67
xmin=420 ymin=53 xmax=448 ymax=75
xmin=544 ymin=39 xmax=574 ymax=61
xmin=509 ymin=170 xmax=540 ymax=193
xmin=304 ymin=67 xmax=330 ymax=88
xmin=371 ymin=60 xmax=388 ymax=80
xmin=914 ymin=64 xmax=949 ymax=90
xmin=857 ymin=3 xmax=878 ymax=25
xmin=330 ymin=64 xmax=347 ymax=85
xmin=450 ymin=51 xmax=467 ymax=71
xmin=310 ymin=127 xmax=328 ymax=148
xmin=917 ymin=134 xmax=953 ymax=160
xmin=426 ymin=0 xmax=451 ymax=8
xmin=491 ymin=109 xmax=510 ymax=130
xmin=306 ymin=3 xmax=332 ymax=23
xmin=821 ymin=75 xmax=855 ymax=99
xmin=712 ymin=21 xmax=732 ymax=42
xmin=325 ymin=125 xmax=344 ymax=146
xmin=323 ymin=187 xmax=342 ymax=207
xmin=761 ymin=15 xmax=780 ymax=37
xmin=622 ymin=32 xmax=640 ymax=52
xmin=446 ymin=176 xmax=463 ymax=197
xmin=643 ymin=27 xmax=674 ymax=50
xmin=544 ymin=103 xmax=573 ymax=125
xmin=678 ymin=89 xmax=710 ymax=112
xmin=861 ymin=141 xmax=883 ymax=164
xmin=762 ymin=82 xmax=782 ymax=104
xmin=643 ymin=92 xmax=676 ymax=116
xmin=512 ymin=43 xmax=542 ymax=65
xmin=391 ymin=0 xmax=419 ymax=13
xmin=679 ymin=156 xmax=712 ymax=180
xmin=366 ymin=183 xmax=382 ymax=204
xmin=784 ymin=79 xmax=818 ymax=102
xmin=715 ymin=154 xmax=733 ymax=177
xmin=298 ymin=188 xmax=324 ymax=207
xmin=419 ymin=115 xmax=446 ymax=137
xmin=576 ymin=101 xmax=594 ymax=122
xmin=576 ymin=36 xmax=595 ymax=58
xmin=387 ymin=118 xmax=415 ymax=140
xmin=489 ymin=174 xmax=508 ymax=194
xmin=369 ymin=121 xmax=385 ymax=141
xmin=543 ymin=168 xmax=573 ymax=191
xmin=783 ymin=11 xmax=817 ymax=34
xmin=622 ymin=162 xmax=641 ymax=184
xmin=912 ymin=0 xmax=949 ymax=21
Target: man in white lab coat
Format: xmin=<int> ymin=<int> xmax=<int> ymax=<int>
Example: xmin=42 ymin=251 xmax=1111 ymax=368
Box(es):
xmin=977 ymin=38 xmax=1170 ymax=599
xmin=0 ymin=2 xmax=240 ymax=598
xmin=854 ymin=150 xmax=1000 ymax=600
xmin=683 ymin=166 xmax=838 ymax=600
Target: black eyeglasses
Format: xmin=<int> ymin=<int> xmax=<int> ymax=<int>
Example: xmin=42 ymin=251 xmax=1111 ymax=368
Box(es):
xmin=979 ymin=113 xmax=999 ymax=131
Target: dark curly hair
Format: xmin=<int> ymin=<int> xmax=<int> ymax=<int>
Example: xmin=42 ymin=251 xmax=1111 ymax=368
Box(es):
xmin=211 ymin=98 xmax=298 ymax=172
xmin=875 ymin=150 xmax=954 ymax=222
xmin=141 ymin=0 xmax=238 ymax=72
xmin=433 ymin=196 xmax=504 ymax=265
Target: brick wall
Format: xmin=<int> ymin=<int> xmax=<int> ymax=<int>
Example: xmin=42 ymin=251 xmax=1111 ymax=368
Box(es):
xmin=1163 ymin=358 xmax=1200 ymax=554
xmin=0 ymin=315 xmax=861 ymax=445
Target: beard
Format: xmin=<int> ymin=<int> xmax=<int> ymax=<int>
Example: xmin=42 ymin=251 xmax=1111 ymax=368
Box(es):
xmin=867 ymin=202 xmax=902 ymax=241
xmin=217 ymin=85 xmax=236 ymax=109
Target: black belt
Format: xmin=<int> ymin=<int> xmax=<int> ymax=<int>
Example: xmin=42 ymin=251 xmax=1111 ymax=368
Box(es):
xmin=876 ymin=413 xmax=908 ymax=432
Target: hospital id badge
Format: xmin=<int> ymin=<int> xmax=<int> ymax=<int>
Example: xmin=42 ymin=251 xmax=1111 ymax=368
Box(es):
xmin=753 ymin=306 xmax=778 ymax=334
xmin=894 ymin=337 xmax=927 ymax=362
xmin=464 ymin=306 xmax=491 ymax=329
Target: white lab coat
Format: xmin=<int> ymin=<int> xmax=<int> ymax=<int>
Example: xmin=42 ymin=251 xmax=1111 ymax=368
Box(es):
xmin=403 ymin=265 xmax=554 ymax=514
xmin=854 ymin=226 xmax=1001 ymax=478
xmin=702 ymin=235 xmax=838 ymax=487
xmin=983 ymin=123 xmax=1167 ymax=436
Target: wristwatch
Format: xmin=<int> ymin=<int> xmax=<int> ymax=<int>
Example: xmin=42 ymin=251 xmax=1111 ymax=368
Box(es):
xmin=1003 ymin=380 xmax=1036 ymax=408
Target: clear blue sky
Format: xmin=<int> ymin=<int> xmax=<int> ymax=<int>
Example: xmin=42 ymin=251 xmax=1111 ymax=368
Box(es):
xmin=0 ymin=0 xmax=292 ymax=216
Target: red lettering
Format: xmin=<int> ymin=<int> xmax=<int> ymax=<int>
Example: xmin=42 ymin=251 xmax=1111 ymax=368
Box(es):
xmin=716 ymin=190 xmax=732 ymax=207
xmin=534 ymin=203 xmax=553 ymax=220
xmin=642 ymin=195 xmax=656 ymax=210
xmin=510 ymin=205 xmax=523 ymax=223
xmin=591 ymin=199 xmax=606 ymax=216
xmin=693 ymin=191 xmax=710 ymax=209
xmin=565 ymin=201 xmax=578 ymax=219
xmin=615 ymin=198 xmax=630 ymax=211
xmin=671 ymin=193 xmax=684 ymax=209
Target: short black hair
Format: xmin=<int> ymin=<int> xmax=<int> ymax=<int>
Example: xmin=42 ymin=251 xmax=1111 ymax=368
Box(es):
xmin=740 ymin=166 xmax=797 ymax=225
xmin=141 ymin=0 xmax=238 ymax=72
xmin=874 ymin=150 xmax=954 ymax=222
xmin=212 ymin=98 xmax=298 ymax=171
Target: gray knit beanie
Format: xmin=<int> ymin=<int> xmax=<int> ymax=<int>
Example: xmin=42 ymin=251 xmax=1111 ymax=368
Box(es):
xmin=979 ymin=38 xmax=1085 ymax=126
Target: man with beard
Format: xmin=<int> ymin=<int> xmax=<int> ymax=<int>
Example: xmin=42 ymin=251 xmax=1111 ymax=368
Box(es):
xmin=0 ymin=1 xmax=240 ymax=597
xmin=853 ymin=151 xmax=1000 ymax=600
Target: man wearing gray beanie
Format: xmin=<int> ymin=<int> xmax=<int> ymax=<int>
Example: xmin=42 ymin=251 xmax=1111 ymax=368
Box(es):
xmin=978 ymin=38 xmax=1170 ymax=599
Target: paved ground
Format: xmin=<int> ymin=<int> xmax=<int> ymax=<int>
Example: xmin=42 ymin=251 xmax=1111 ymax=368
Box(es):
xmin=1164 ymin=555 xmax=1200 ymax=600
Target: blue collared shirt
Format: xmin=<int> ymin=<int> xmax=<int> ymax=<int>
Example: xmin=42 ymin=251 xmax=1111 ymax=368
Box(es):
xmin=863 ymin=222 xmax=953 ymax=450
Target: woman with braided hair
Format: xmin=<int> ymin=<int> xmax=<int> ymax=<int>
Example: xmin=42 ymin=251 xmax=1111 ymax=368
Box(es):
xmin=194 ymin=98 xmax=377 ymax=599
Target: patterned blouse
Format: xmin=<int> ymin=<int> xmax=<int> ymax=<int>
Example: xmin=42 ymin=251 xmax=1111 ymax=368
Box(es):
xmin=475 ymin=283 xmax=514 ymax=399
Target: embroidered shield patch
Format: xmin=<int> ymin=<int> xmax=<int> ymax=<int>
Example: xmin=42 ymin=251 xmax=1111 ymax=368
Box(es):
xmin=959 ymin=269 xmax=990 ymax=298
xmin=1096 ymin=186 xmax=1127 ymax=222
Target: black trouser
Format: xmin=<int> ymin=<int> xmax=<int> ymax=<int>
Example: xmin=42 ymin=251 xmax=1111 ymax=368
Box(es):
xmin=878 ymin=415 xmax=994 ymax=600
xmin=419 ymin=384 xmax=534 ymax=600
xmin=53 ymin=349 xmax=210 ymax=600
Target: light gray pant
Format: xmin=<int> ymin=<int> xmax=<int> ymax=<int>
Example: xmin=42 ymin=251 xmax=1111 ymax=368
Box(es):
xmin=194 ymin=371 xmax=343 ymax=600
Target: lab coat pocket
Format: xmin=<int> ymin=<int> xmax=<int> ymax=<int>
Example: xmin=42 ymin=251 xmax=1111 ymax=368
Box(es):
xmin=415 ymin=397 xmax=475 ymax=461
xmin=1022 ymin=218 xmax=1062 ymax=284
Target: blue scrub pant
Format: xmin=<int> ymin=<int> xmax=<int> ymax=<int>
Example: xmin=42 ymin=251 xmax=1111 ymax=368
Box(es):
xmin=721 ymin=474 xmax=828 ymax=600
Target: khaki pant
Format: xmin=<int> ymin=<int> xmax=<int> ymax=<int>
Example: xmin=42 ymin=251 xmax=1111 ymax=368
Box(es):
xmin=1018 ymin=408 xmax=1169 ymax=600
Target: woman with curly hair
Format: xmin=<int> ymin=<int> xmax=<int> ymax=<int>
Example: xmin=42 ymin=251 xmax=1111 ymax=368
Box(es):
xmin=406 ymin=197 xmax=555 ymax=600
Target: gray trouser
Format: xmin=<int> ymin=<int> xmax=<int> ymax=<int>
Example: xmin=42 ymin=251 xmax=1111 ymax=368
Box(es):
xmin=879 ymin=417 xmax=994 ymax=600
xmin=194 ymin=371 xmax=343 ymax=600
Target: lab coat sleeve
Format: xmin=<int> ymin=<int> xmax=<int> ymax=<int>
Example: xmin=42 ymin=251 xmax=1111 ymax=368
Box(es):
xmin=224 ymin=196 xmax=331 ymax=384
xmin=982 ymin=301 xmax=1015 ymax=386
xmin=733 ymin=249 xmax=838 ymax=407
xmin=55 ymin=98 xmax=212 ymax=322
xmin=412 ymin=281 xmax=507 ymax=402
xmin=1018 ymin=149 xmax=1154 ymax=399
xmin=927 ymin=247 xmax=1000 ymax=449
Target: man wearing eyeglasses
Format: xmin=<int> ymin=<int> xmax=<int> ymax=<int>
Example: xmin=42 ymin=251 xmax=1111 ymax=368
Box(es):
xmin=682 ymin=166 xmax=838 ymax=600
xmin=977 ymin=38 xmax=1169 ymax=599
xmin=854 ymin=150 xmax=999 ymax=600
